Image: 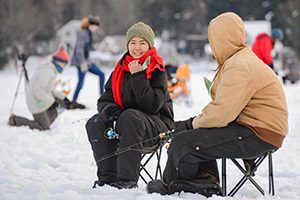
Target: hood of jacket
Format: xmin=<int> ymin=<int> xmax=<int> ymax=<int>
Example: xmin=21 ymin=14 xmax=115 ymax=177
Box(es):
xmin=208 ymin=12 xmax=246 ymax=66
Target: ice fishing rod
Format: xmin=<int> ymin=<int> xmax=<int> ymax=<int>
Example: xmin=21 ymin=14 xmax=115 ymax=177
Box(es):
xmin=95 ymin=130 xmax=177 ymax=164
xmin=71 ymin=117 xmax=89 ymax=124
xmin=9 ymin=53 xmax=29 ymax=114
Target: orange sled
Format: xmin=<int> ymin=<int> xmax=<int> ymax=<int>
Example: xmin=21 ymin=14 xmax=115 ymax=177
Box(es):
xmin=167 ymin=64 xmax=191 ymax=100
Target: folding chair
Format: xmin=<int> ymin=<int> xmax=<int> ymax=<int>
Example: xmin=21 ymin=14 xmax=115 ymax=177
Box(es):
xmin=221 ymin=150 xmax=275 ymax=197
xmin=139 ymin=132 xmax=171 ymax=184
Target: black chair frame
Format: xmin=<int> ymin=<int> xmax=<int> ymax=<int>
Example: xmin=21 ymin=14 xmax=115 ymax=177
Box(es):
xmin=140 ymin=143 xmax=163 ymax=184
xmin=139 ymin=138 xmax=169 ymax=184
xmin=221 ymin=151 xmax=275 ymax=197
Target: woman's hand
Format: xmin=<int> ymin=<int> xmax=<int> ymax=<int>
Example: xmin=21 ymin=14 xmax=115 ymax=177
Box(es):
xmin=128 ymin=60 xmax=142 ymax=74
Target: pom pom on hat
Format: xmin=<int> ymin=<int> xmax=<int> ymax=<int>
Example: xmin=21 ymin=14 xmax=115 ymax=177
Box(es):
xmin=53 ymin=48 xmax=70 ymax=64
xmin=126 ymin=22 xmax=155 ymax=48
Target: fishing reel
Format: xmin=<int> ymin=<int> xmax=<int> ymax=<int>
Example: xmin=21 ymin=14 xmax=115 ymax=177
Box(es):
xmin=104 ymin=121 xmax=119 ymax=140
xmin=104 ymin=128 xmax=119 ymax=140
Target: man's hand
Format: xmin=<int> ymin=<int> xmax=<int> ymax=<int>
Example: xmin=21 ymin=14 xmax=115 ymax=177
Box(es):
xmin=80 ymin=61 xmax=89 ymax=72
xmin=174 ymin=117 xmax=194 ymax=133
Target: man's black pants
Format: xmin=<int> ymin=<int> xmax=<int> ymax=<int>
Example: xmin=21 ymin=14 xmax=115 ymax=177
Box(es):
xmin=163 ymin=122 xmax=277 ymax=184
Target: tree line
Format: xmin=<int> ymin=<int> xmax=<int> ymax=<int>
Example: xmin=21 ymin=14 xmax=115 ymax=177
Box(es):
xmin=1 ymin=0 xmax=299 ymax=68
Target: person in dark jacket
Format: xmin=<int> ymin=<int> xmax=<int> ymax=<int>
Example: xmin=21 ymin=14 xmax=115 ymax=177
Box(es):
xmin=252 ymin=28 xmax=283 ymax=71
xmin=71 ymin=16 xmax=105 ymax=108
xmin=86 ymin=22 xmax=174 ymax=189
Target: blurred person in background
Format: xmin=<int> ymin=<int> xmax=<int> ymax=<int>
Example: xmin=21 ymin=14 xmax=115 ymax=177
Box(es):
xmin=252 ymin=28 xmax=284 ymax=73
xmin=71 ymin=16 xmax=105 ymax=108
xmin=281 ymin=47 xmax=300 ymax=84
xmin=8 ymin=48 xmax=74 ymax=130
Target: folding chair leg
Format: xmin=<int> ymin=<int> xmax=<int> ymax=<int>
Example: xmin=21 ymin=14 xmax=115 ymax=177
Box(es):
xmin=140 ymin=142 xmax=165 ymax=184
xmin=140 ymin=173 xmax=148 ymax=184
xmin=221 ymin=151 xmax=275 ymax=197
xmin=228 ymin=155 xmax=267 ymax=196
xmin=140 ymin=154 xmax=148 ymax=184
xmin=228 ymin=175 xmax=265 ymax=196
xmin=268 ymin=152 xmax=275 ymax=195
xmin=221 ymin=158 xmax=227 ymax=196
xmin=140 ymin=152 xmax=157 ymax=184
xmin=140 ymin=163 xmax=153 ymax=184
xmin=154 ymin=146 xmax=163 ymax=179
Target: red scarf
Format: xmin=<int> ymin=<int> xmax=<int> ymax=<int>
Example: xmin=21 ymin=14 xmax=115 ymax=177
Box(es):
xmin=112 ymin=47 xmax=165 ymax=109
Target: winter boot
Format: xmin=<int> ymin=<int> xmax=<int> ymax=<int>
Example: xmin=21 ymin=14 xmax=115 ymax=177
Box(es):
xmin=168 ymin=179 xmax=222 ymax=197
xmin=110 ymin=179 xmax=137 ymax=189
xmin=93 ymin=180 xmax=110 ymax=188
xmin=169 ymin=163 xmax=221 ymax=197
xmin=243 ymin=158 xmax=257 ymax=176
xmin=70 ymin=102 xmax=86 ymax=109
xmin=146 ymin=179 xmax=169 ymax=195
xmin=8 ymin=114 xmax=16 ymax=126
xmin=92 ymin=176 xmax=118 ymax=188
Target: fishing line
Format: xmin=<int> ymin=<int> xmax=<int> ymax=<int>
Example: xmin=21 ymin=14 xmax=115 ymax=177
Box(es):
xmin=94 ymin=129 xmax=184 ymax=163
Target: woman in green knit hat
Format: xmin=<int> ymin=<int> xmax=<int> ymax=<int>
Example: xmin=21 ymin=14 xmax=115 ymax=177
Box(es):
xmin=86 ymin=22 xmax=174 ymax=189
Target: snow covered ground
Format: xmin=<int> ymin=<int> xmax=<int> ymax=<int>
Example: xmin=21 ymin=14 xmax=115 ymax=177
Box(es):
xmin=1 ymin=57 xmax=300 ymax=200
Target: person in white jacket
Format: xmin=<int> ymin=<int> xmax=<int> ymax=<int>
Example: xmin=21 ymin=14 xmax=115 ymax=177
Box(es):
xmin=8 ymin=48 xmax=71 ymax=130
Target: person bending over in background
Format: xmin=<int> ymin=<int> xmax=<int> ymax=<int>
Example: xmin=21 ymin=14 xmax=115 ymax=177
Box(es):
xmin=8 ymin=48 xmax=75 ymax=130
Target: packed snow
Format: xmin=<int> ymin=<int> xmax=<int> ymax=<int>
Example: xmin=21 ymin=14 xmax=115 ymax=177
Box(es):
xmin=1 ymin=56 xmax=299 ymax=200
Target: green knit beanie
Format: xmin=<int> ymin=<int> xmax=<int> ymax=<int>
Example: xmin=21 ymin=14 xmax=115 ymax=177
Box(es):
xmin=126 ymin=22 xmax=155 ymax=48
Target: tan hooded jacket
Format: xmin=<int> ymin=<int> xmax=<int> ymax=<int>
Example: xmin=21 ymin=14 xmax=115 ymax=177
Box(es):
xmin=192 ymin=12 xmax=288 ymax=147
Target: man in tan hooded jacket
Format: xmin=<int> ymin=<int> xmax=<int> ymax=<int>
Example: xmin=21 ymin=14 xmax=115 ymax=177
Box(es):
xmin=147 ymin=12 xmax=288 ymax=197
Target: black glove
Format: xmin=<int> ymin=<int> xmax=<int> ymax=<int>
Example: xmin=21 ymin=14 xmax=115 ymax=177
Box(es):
xmin=174 ymin=117 xmax=194 ymax=133
xmin=108 ymin=106 xmax=123 ymax=121
xmin=63 ymin=98 xmax=72 ymax=109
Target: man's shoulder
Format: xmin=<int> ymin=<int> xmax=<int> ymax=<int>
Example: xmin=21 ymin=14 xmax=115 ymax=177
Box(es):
xmin=224 ymin=48 xmax=262 ymax=75
xmin=225 ymin=48 xmax=251 ymax=65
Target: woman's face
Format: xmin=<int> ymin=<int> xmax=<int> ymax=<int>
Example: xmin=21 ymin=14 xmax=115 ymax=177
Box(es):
xmin=128 ymin=37 xmax=150 ymax=58
xmin=89 ymin=25 xmax=99 ymax=32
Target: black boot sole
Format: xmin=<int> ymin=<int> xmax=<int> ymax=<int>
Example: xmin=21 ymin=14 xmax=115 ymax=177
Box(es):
xmin=110 ymin=181 xmax=137 ymax=189
xmin=169 ymin=180 xmax=222 ymax=197
xmin=146 ymin=180 xmax=169 ymax=195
